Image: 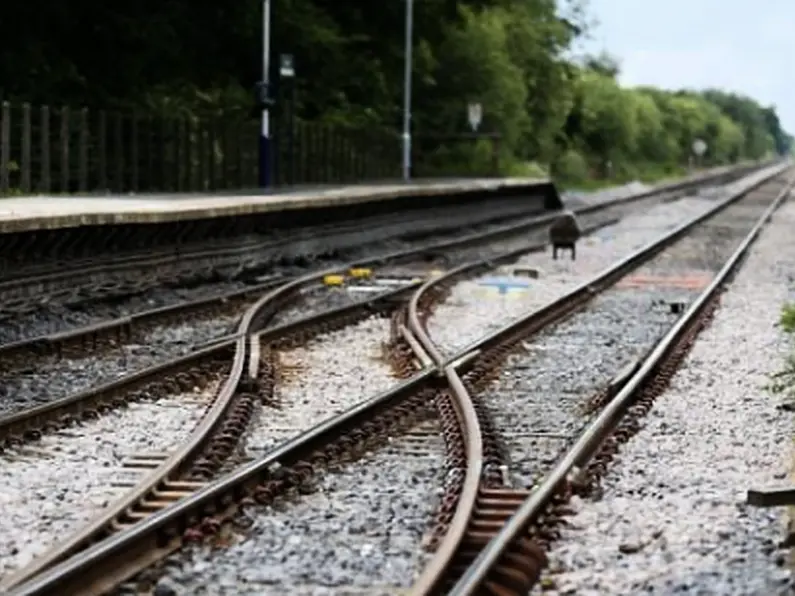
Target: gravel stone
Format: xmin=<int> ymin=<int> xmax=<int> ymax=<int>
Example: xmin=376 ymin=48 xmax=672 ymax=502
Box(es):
xmin=538 ymin=200 xmax=795 ymax=594
xmin=0 ymin=389 xmax=214 ymax=580
xmin=1 ymin=317 xmax=237 ymax=416
xmin=487 ymin=287 xmax=696 ymax=489
xmin=163 ymin=423 xmax=444 ymax=594
xmin=427 ymin=195 xmax=717 ymax=356
xmin=244 ymin=315 xmax=398 ymax=456
xmin=0 ymin=281 xmax=255 ymax=345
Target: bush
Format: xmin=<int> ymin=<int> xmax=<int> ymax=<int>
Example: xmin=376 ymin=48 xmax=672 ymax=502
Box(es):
xmin=552 ymin=149 xmax=589 ymax=184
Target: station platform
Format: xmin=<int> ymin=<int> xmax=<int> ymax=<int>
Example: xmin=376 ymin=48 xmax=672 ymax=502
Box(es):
xmin=0 ymin=177 xmax=555 ymax=234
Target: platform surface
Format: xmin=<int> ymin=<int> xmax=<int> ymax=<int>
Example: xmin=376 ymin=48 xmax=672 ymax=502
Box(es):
xmin=0 ymin=178 xmax=549 ymax=233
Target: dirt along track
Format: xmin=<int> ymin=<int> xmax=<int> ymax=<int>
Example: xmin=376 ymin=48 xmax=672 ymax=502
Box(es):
xmin=0 ymin=165 xmax=787 ymax=596
xmin=0 ymin=197 xmax=564 ymax=344
xmin=426 ymin=178 xmax=781 ymax=490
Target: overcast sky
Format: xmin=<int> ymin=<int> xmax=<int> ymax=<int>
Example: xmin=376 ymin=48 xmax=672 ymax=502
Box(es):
xmin=581 ymin=0 xmax=794 ymax=133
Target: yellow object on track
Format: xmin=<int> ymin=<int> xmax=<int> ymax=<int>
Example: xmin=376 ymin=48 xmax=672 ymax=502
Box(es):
xmin=323 ymin=274 xmax=345 ymax=286
xmin=348 ymin=267 xmax=372 ymax=278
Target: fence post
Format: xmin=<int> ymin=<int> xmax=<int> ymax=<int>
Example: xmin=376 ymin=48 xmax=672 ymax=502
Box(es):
xmin=0 ymin=102 xmax=10 ymax=193
xmin=173 ymin=117 xmax=183 ymax=191
xmin=157 ymin=116 xmax=168 ymax=191
xmin=98 ymin=111 xmax=107 ymax=191
xmin=235 ymin=120 xmax=245 ymax=189
xmin=207 ymin=117 xmax=216 ymax=190
xmin=114 ymin=112 xmax=124 ymax=192
xmin=78 ymin=108 xmax=88 ymax=192
xmin=491 ymin=135 xmax=500 ymax=176
xmin=59 ymin=106 xmax=70 ymax=193
xmin=131 ymin=111 xmax=139 ymax=192
xmin=184 ymin=117 xmax=193 ymax=191
xmin=197 ymin=120 xmax=207 ymax=191
xmin=21 ymin=103 xmax=31 ymax=193
xmin=40 ymin=106 xmax=51 ymax=192
xmin=144 ymin=115 xmax=154 ymax=192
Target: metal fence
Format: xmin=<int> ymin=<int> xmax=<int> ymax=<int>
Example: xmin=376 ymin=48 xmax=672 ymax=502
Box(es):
xmin=0 ymin=101 xmax=401 ymax=195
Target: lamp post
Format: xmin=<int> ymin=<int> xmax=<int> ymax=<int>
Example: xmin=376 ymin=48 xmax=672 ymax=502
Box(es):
xmin=402 ymin=0 xmax=413 ymax=181
xmin=259 ymin=0 xmax=272 ymax=188
xmin=280 ymin=54 xmax=296 ymax=185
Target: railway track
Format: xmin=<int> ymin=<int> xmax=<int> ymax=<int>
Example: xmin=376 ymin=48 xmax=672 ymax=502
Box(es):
xmin=0 ymin=212 xmax=631 ymax=444
xmin=407 ymin=169 xmax=795 ymax=594
xmin=0 ymin=175 xmax=634 ymax=588
xmin=0 ymin=162 xmax=787 ymax=595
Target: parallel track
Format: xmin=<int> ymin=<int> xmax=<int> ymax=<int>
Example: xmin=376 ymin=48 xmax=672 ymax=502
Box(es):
xmin=407 ymin=166 xmax=794 ymax=594
xmin=1 ymin=162 xmax=787 ymax=595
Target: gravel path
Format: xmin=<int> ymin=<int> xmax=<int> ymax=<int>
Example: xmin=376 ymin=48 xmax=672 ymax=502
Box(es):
xmin=538 ymin=201 xmax=795 ymax=593
xmin=0 ymin=213 xmax=620 ymax=419
xmin=0 ymin=387 xmax=215 ymax=581
xmin=0 ymin=280 xmax=258 ymax=345
xmin=157 ymin=421 xmax=445 ymax=595
xmin=0 ymin=317 xmax=237 ymax=416
xmin=427 ymin=195 xmax=718 ymax=356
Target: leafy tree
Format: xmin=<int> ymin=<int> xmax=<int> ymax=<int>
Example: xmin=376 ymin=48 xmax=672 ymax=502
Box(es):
xmin=0 ymin=0 xmax=789 ymax=182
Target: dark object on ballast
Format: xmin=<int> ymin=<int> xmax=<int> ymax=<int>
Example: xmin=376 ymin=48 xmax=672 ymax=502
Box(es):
xmin=549 ymin=210 xmax=581 ymax=260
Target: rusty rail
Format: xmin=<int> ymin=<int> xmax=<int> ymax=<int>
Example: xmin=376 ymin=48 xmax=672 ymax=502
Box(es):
xmin=0 ymin=275 xmax=420 ymax=591
xmin=1 ymin=160 xmax=760 ymax=362
xmin=448 ymin=166 xmax=795 ymax=596
xmin=0 ymin=161 xmax=763 ymax=313
xmin=403 ymin=161 xmax=792 ymax=594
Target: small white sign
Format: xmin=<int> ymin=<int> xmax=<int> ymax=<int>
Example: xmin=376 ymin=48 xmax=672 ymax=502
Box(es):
xmin=692 ymin=138 xmax=707 ymax=156
xmin=468 ymin=103 xmax=483 ymax=131
xmin=280 ymin=55 xmax=295 ymax=78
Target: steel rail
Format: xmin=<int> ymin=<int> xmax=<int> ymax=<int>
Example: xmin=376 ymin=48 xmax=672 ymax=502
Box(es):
xmin=0 ymin=276 xmax=289 ymax=363
xmin=403 ymin=162 xmax=792 ymax=594
xmin=6 ymin=369 xmax=439 ymax=595
xmin=0 ymin=215 xmax=622 ymax=448
xmin=3 ymin=162 xmax=784 ymax=595
xmin=447 ymin=171 xmax=795 ymax=594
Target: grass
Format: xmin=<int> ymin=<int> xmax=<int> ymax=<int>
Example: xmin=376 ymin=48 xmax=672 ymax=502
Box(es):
xmin=766 ymin=303 xmax=795 ymax=398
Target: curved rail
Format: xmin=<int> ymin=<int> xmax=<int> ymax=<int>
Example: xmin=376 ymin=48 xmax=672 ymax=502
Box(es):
xmin=0 ymin=276 xmax=289 ymax=364
xmin=448 ymin=168 xmax=795 ymax=596
xmin=5 ymin=162 xmax=788 ymax=596
xmin=0 ymin=212 xmax=624 ymax=448
xmin=0 ymin=270 xmax=416 ymax=590
xmin=402 ymin=161 xmax=792 ymax=593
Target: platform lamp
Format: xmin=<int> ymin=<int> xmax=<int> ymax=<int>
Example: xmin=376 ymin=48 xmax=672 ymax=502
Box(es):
xmin=280 ymin=54 xmax=296 ymax=186
xmin=258 ymin=0 xmax=273 ymax=189
xmin=402 ymin=0 xmax=413 ymax=181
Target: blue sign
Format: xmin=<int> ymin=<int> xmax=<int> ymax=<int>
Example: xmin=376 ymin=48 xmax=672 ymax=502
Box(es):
xmin=477 ymin=276 xmax=531 ymax=295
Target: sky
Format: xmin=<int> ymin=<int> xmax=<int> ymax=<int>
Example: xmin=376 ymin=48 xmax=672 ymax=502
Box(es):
xmin=580 ymin=0 xmax=795 ymax=133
